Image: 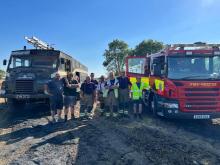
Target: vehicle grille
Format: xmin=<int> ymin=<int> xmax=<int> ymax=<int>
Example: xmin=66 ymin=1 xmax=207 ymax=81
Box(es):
xmin=16 ymin=80 xmax=34 ymax=94
xmin=184 ymin=88 xmax=219 ymax=111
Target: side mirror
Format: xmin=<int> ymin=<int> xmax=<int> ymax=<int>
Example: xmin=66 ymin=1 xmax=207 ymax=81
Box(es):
xmin=153 ymin=64 xmax=162 ymax=76
xmin=3 ymin=59 xmax=7 ymax=66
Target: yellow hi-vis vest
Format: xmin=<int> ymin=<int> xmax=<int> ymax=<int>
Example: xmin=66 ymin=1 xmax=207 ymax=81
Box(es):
xmin=103 ymin=79 xmax=119 ymax=98
xmin=155 ymin=79 xmax=164 ymax=95
xmin=131 ymin=83 xmax=145 ymax=100
xmin=129 ymin=77 xmax=150 ymax=90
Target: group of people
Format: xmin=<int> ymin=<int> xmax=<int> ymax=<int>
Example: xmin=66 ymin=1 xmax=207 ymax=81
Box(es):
xmin=44 ymin=71 xmax=148 ymax=123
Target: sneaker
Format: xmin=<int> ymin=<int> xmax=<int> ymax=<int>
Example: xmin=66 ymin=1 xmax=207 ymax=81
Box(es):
xmin=113 ymin=113 xmax=118 ymax=118
xmin=51 ymin=118 xmax=56 ymax=124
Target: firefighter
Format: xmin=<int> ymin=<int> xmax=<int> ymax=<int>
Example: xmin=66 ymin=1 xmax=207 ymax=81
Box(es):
xmin=97 ymin=75 xmax=106 ymax=115
xmin=130 ymin=76 xmax=145 ymax=119
xmin=62 ymin=72 xmax=79 ymax=122
xmin=104 ymin=72 xmax=119 ymax=118
xmin=80 ymin=76 xmax=96 ymax=119
xmin=44 ymin=73 xmax=64 ymax=123
xmin=117 ymin=71 xmax=131 ymax=117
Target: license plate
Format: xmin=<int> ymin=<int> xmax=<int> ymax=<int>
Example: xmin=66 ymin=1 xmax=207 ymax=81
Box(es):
xmin=16 ymin=95 xmax=30 ymax=99
xmin=193 ymin=115 xmax=210 ymax=119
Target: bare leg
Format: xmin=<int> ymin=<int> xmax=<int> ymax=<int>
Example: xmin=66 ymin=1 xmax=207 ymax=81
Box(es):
xmin=57 ymin=109 xmax=62 ymax=120
xmin=133 ymin=104 xmax=137 ymax=114
xmin=138 ymin=104 xmax=142 ymax=114
xmin=64 ymin=107 xmax=69 ymax=121
xmin=71 ymin=105 xmax=75 ymax=119
xmin=138 ymin=104 xmax=143 ymax=119
xmin=51 ymin=111 xmax=56 ymax=122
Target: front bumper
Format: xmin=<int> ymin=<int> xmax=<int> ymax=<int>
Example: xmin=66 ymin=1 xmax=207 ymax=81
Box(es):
xmin=0 ymin=93 xmax=49 ymax=100
xmin=156 ymin=97 xmax=220 ymax=119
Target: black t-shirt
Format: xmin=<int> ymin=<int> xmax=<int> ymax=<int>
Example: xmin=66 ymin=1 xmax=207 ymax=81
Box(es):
xmin=81 ymin=82 xmax=96 ymax=95
xmin=117 ymin=76 xmax=131 ymax=89
xmin=63 ymin=78 xmax=78 ymax=96
xmin=91 ymin=79 xmax=98 ymax=88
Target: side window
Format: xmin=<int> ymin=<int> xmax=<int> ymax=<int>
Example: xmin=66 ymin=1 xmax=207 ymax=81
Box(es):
xmin=65 ymin=60 xmax=71 ymax=72
xmin=151 ymin=56 xmax=165 ymax=76
xmin=213 ymin=56 xmax=220 ymax=73
xmin=60 ymin=58 xmax=65 ymax=71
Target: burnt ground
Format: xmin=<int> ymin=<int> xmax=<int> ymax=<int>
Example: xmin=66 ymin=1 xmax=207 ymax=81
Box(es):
xmin=0 ymin=102 xmax=220 ymax=165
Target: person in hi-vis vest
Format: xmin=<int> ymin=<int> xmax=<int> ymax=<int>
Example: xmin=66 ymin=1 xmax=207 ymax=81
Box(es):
xmin=104 ymin=72 xmax=119 ymax=117
xmin=130 ymin=76 xmax=146 ymax=119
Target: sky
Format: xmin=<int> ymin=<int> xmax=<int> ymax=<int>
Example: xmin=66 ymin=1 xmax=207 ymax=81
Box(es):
xmin=0 ymin=0 xmax=220 ymax=77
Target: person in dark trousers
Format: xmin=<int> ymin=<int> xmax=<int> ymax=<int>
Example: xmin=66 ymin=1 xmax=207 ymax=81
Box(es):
xmin=117 ymin=71 xmax=131 ymax=117
xmin=63 ymin=72 xmax=79 ymax=122
xmin=80 ymin=76 xmax=96 ymax=119
xmin=44 ymin=73 xmax=64 ymax=123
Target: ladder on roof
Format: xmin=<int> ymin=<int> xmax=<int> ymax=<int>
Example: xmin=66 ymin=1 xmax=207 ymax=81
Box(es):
xmin=25 ymin=36 xmax=54 ymax=50
xmin=167 ymin=42 xmax=220 ymax=50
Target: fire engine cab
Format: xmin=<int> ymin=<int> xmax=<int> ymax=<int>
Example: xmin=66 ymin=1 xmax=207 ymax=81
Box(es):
xmin=126 ymin=43 xmax=220 ymax=119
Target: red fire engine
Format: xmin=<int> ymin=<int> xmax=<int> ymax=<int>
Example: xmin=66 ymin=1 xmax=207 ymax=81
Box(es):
xmin=126 ymin=43 xmax=220 ymax=119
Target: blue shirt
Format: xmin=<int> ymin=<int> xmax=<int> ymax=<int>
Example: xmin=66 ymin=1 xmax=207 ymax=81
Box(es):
xmin=47 ymin=79 xmax=64 ymax=96
xmin=81 ymin=82 xmax=96 ymax=95
xmin=117 ymin=76 xmax=131 ymax=89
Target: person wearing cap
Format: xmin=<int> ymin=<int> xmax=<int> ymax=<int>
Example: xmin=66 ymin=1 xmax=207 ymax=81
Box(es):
xmin=117 ymin=71 xmax=131 ymax=117
xmin=62 ymin=72 xmax=79 ymax=122
xmin=130 ymin=76 xmax=146 ymax=119
xmin=80 ymin=76 xmax=96 ymax=119
xmin=97 ymin=75 xmax=106 ymax=115
xmin=44 ymin=73 xmax=64 ymax=123
xmin=104 ymin=72 xmax=119 ymax=118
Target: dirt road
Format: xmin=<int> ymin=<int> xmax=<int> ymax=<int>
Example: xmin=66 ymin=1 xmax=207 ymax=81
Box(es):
xmin=0 ymin=103 xmax=220 ymax=165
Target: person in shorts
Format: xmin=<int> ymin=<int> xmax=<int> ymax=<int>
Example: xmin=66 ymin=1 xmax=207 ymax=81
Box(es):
xmin=45 ymin=73 xmax=64 ymax=123
xmin=130 ymin=77 xmax=144 ymax=119
xmin=63 ymin=72 xmax=79 ymax=122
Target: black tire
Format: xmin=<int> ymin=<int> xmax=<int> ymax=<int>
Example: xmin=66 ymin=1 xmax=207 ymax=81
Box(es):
xmin=7 ymin=98 xmax=26 ymax=112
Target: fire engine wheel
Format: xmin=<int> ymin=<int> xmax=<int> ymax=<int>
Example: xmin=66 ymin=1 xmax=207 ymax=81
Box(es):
xmin=7 ymin=98 xmax=26 ymax=112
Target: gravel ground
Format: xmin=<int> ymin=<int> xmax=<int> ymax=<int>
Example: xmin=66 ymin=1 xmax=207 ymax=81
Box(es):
xmin=0 ymin=102 xmax=220 ymax=165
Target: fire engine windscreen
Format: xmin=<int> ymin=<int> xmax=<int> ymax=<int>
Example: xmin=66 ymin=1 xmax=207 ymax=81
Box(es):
xmin=128 ymin=58 xmax=146 ymax=74
xmin=9 ymin=56 xmax=57 ymax=69
xmin=168 ymin=56 xmax=220 ymax=80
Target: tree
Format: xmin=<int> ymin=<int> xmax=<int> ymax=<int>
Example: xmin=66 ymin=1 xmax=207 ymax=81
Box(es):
xmin=0 ymin=69 xmax=5 ymax=79
xmin=133 ymin=39 xmax=163 ymax=56
xmin=103 ymin=39 xmax=130 ymax=75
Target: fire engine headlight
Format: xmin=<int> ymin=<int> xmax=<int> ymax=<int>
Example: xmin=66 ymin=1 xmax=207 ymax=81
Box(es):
xmin=164 ymin=103 xmax=179 ymax=109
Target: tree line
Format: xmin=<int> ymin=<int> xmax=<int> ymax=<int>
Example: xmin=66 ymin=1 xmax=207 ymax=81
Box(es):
xmin=103 ymin=39 xmax=163 ymax=75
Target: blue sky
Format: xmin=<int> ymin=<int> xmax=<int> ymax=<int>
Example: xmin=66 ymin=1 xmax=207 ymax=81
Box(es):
xmin=0 ymin=0 xmax=220 ymax=76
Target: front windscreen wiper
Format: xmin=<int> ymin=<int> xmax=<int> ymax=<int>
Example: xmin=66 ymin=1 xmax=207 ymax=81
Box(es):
xmin=180 ymin=75 xmax=211 ymax=80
